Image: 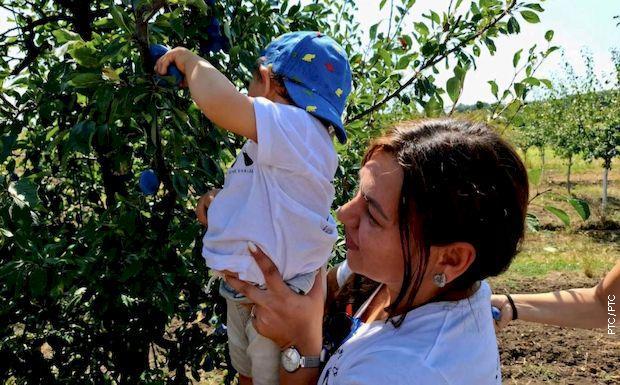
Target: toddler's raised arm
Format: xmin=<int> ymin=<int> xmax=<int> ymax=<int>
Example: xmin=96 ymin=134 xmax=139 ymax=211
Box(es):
xmin=154 ymin=47 xmax=257 ymax=142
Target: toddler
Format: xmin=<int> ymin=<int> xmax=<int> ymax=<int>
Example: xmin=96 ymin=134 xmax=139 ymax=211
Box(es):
xmin=155 ymin=31 xmax=352 ymax=384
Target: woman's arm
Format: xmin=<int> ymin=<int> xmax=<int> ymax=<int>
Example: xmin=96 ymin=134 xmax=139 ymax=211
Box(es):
xmin=492 ymin=260 xmax=620 ymax=329
xmin=225 ymin=242 xmax=325 ymax=385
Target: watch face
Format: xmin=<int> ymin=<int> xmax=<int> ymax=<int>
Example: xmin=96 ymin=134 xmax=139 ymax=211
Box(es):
xmin=281 ymin=347 xmax=301 ymax=372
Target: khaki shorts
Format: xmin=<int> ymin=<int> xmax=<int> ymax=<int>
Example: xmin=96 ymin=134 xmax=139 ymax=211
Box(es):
xmin=221 ymin=271 xmax=321 ymax=385
xmin=225 ymin=299 xmax=280 ymax=385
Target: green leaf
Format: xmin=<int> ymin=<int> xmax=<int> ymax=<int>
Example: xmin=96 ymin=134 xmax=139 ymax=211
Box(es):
xmin=520 ymin=10 xmax=540 ymax=23
xmin=487 ymin=80 xmax=499 ymax=98
xmin=513 ymin=49 xmax=522 ymax=68
xmin=0 ymin=134 xmax=17 ymax=163
xmin=67 ymin=41 xmax=99 ymax=68
xmin=110 ymin=4 xmax=131 ymax=33
xmin=188 ymin=0 xmax=208 ymax=13
xmin=369 ymin=22 xmax=380 ymax=40
xmin=303 ymin=3 xmax=322 ymax=12
xmin=544 ymin=46 xmax=560 ymax=57
xmin=424 ymin=95 xmax=443 ymax=117
xmin=52 ymin=29 xmax=82 ymax=44
xmin=446 ymin=77 xmax=462 ymax=103
xmin=69 ymin=121 xmax=97 ymax=153
xmin=544 ymin=30 xmax=554 ymax=42
xmin=396 ymin=53 xmax=416 ymax=70
xmin=522 ymin=77 xmax=540 ymax=86
xmin=121 ymin=293 xmax=138 ymax=307
xmin=539 ymin=78 xmax=553 ymax=88
xmin=514 ymin=82 xmax=526 ymax=98
xmin=472 ymin=44 xmax=481 ymax=57
xmin=8 ymin=179 xmax=39 ymax=208
xmin=102 ymin=67 xmax=120 ymax=82
xmin=568 ymin=198 xmax=590 ymax=221
xmin=68 ymin=72 xmax=102 ymax=88
xmin=504 ymin=99 xmax=522 ymax=116
xmin=29 ymin=268 xmax=47 ymax=297
xmin=507 ymin=16 xmax=520 ymax=34
xmin=0 ymin=228 xmax=14 ymax=238
xmin=378 ymin=48 xmax=392 ymax=66
xmin=172 ymin=173 xmax=188 ymax=198
xmin=414 ymin=22 xmax=430 ymax=37
xmin=484 ymin=37 xmax=496 ymax=54
xmin=524 ymin=3 xmax=544 ymax=12
xmin=544 ymin=205 xmax=570 ymax=227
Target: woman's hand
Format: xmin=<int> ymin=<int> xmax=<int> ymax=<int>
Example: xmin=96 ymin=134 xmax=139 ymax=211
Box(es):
xmin=195 ymin=188 xmax=220 ymax=227
xmin=491 ymin=294 xmax=513 ymax=331
xmin=225 ymin=242 xmax=325 ymax=354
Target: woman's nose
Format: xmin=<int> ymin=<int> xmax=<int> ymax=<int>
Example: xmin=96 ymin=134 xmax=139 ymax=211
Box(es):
xmin=336 ymin=198 xmax=360 ymax=227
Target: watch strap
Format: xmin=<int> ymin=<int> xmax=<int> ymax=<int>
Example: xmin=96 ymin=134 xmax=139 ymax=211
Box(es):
xmin=300 ymin=355 xmax=321 ymax=368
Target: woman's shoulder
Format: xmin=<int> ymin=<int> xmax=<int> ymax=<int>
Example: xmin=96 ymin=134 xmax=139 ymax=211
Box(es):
xmin=334 ymin=281 xmax=499 ymax=384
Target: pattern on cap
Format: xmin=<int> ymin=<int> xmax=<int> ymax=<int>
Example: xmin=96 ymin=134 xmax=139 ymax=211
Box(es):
xmin=302 ymin=53 xmax=316 ymax=62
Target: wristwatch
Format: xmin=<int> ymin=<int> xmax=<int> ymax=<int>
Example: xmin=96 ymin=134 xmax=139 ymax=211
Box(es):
xmin=281 ymin=346 xmax=321 ymax=373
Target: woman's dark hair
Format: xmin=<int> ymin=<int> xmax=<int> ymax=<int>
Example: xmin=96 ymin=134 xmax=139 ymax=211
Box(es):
xmin=331 ymin=118 xmax=529 ymax=328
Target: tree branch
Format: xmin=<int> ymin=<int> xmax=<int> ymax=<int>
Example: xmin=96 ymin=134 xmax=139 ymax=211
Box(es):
xmin=346 ymin=0 xmax=517 ymax=123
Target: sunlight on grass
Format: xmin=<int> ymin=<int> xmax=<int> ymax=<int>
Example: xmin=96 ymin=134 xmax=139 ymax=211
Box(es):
xmin=505 ymin=230 xmax=618 ymax=279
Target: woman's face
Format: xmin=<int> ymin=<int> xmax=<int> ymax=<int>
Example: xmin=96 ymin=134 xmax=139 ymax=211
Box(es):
xmin=336 ymin=150 xmax=406 ymax=289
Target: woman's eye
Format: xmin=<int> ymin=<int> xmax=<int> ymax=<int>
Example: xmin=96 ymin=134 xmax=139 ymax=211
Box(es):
xmin=367 ymin=209 xmax=378 ymax=226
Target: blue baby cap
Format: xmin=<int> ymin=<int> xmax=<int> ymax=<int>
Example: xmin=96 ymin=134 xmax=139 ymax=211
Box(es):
xmin=261 ymin=31 xmax=352 ymax=144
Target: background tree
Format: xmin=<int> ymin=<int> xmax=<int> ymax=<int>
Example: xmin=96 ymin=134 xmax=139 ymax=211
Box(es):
xmin=581 ymin=49 xmax=620 ymax=216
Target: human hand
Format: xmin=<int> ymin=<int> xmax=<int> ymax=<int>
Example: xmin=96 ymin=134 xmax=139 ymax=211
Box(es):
xmin=225 ymin=242 xmax=325 ymax=354
xmin=491 ymin=294 xmax=514 ymax=331
xmin=154 ymin=46 xmax=198 ymax=87
xmin=195 ymin=188 xmax=220 ymax=227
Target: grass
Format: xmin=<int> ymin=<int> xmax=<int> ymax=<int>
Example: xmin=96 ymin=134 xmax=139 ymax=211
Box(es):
xmin=506 ymin=231 xmax=618 ymax=279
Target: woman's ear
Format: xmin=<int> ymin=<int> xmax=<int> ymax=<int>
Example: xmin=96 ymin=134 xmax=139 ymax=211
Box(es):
xmin=431 ymin=242 xmax=476 ymax=285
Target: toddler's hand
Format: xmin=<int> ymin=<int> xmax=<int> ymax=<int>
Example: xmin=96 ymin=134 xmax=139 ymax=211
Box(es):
xmin=195 ymin=188 xmax=221 ymax=227
xmin=154 ymin=47 xmax=196 ymax=85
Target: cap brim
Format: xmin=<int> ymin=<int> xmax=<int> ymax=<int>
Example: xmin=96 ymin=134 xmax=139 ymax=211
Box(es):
xmin=283 ymin=79 xmax=347 ymax=144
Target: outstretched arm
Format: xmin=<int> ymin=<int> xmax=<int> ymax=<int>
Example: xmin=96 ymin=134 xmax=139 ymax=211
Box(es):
xmin=154 ymin=47 xmax=257 ymax=142
xmin=493 ymin=260 xmax=620 ymax=330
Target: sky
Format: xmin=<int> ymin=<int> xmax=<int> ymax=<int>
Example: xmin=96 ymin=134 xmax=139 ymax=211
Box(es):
xmin=1 ymin=0 xmax=618 ymax=104
xmin=352 ymin=0 xmax=619 ymax=104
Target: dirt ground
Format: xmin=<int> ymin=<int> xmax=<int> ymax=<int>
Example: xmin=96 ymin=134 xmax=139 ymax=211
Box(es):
xmin=491 ymin=273 xmax=620 ymax=384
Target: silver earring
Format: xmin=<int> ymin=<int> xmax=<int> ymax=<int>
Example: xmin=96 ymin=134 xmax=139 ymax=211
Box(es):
xmin=433 ymin=273 xmax=447 ymax=288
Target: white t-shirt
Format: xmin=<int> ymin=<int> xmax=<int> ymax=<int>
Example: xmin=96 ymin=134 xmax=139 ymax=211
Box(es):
xmin=319 ymin=280 xmax=502 ymax=385
xmin=202 ymin=97 xmax=338 ymax=285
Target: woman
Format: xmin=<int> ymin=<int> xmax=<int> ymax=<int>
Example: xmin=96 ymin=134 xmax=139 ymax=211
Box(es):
xmin=201 ymin=119 xmax=530 ymax=384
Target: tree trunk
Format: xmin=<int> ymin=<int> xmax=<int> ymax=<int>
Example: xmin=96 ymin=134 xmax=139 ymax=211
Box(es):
xmin=539 ymin=146 xmax=545 ymax=184
xmin=602 ymin=159 xmax=610 ymax=216
xmin=566 ymin=154 xmax=573 ymax=195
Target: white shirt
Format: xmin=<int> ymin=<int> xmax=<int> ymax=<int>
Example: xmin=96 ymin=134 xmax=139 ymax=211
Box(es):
xmin=319 ymin=280 xmax=502 ymax=385
xmin=202 ymin=97 xmax=338 ymax=284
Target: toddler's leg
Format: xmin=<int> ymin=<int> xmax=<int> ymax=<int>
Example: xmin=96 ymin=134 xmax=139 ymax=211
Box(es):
xmin=246 ymin=320 xmax=281 ymax=385
xmin=225 ymin=299 xmax=253 ymax=379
